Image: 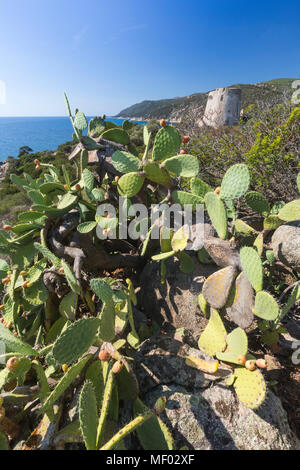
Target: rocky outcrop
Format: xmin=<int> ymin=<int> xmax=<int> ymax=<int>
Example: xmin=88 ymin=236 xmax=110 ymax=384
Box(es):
xmin=272 ymin=221 xmax=300 ymax=271
xmin=134 ymin=335 xmax=300 ymax=450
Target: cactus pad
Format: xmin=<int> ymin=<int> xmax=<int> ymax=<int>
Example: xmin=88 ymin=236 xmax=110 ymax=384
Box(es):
xmin=278 ymin=200 xmax=300 ymax=222
xmin=198 ymin=309 xmax=227 ymax=356
xmin=240 ymin=247 xmax=264 ymax=292
xmin=101 ymin=128 xmax=130 ymax=145
xmin=204 ymin=192 xmax=228 ymax=240
xmin=220 ymin=164 xmax=250 ymax=200
xmin=162 ymin=154 xmax=199 ymax=177
xmin=202 ymin=266 xmax=237 ymax=309
xmin=79 ymin=381 xmax=98 ymax=450
xmin=172 ymin=190 xmax=204 ymax=209
xmin=90 ymin=278 xmax=114 ymax=303
xmin=74 ymin=111 xmax=88 ymax=131
xmin=88 ymin=117 xmax=106 ymax=138
xmin=111 ymin=151 xmax=141 ymax=174
xmin=233 ymin=367 xmax=266 ymax=409
xmin=144 ymin=161 xmax=173 ymax=187
xmin=118 ymin=172 xmax=145 ymax=197
xmin=52 ymin=317 xmax=100 ymax=365
xmin=245 ymin=191 xmax=270 ymax=216
xmin=171 ymin=227 xmax=187 ymax=252
xmin=190 ymin=177 xmax=212 ymax=198
xmin=234 ymin=219 xmax=255 ymax=235
xmin=226 ymin=327 xmax=248 ymax=355
xmin=263 ymin=215 xmax=284 ymax=230
xmin=226 ymin=272 xmax=254 ymax=329
xmin=185 ymin=356 xmax=219 ymax=373
xmin=152 ymin=126 xmax=181 ymax=161
xmin=253 ymin=291 xmax=279 ymax=321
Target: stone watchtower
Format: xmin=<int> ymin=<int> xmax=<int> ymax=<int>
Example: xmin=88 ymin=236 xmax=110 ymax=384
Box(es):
xmin=202 ymin=87 xmax=241 ymax=129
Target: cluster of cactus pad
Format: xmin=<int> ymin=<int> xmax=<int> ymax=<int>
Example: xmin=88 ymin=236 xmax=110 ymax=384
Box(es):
xmin=0 ymin=93 xmax=299 ymax=449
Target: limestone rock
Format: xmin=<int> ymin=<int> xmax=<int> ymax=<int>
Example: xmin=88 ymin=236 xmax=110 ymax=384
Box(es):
xmin=271 ymin=221 xmax=300 ymax=270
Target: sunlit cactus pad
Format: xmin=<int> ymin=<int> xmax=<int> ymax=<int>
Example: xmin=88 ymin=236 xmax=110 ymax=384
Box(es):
xmin=152 ymin=125 xmax=182 ymax=161
xmin=233 ymin=367 xmax=266 ymax=409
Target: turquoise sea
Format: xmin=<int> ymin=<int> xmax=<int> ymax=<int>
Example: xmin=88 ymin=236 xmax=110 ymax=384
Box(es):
xmin=0 ymin=116 xmax=146 ymax=161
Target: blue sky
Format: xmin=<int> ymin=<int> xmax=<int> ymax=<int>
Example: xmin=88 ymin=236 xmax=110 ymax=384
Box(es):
xmin=0 ymin=0 xmax=300 ymax=116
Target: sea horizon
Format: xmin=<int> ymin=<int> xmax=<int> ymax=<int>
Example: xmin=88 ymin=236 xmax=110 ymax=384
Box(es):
xmin=0 ymin=116 xmax=147 ymax=161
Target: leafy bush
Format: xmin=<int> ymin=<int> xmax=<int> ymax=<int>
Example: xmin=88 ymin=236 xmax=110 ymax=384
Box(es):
xmin=181 ymin=102 xmax=300 ymax=202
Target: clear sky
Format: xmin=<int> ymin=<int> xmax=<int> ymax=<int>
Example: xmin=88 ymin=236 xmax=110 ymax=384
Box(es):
xmin=0 ymin=0 xmax=300 ymax=116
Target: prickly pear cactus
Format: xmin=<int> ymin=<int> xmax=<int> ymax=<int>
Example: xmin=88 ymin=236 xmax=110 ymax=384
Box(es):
xmin=204 ymin=192 xmax=228 ymax=240
xmin=240 ymin=247 xmax=264 ymax=293
xmin=144 ymin=161 xmax=173 ymax=187
xmin=245 ymin=191 xmax=270 ymax=216
xmin=220 ymin=164 xmax=250 ymax=201
xmin=152 ymin=126 xmax=181 ymax=161
xmin=111 ymin=151 xmax=141 ymax=174
xmin=233 ymin=367 xmax=266 ymax=409
xmin=253 ymin=291 xmax=279 ymax=321
xmin=52 ymin=318 xmax=100 ymax=365
xmin=117 ymin=172 xmax=145 ymax=197
xmin=198 ymin=309 xmax=227 ymax=356
xmin=162 ymin=154 xmax=199 ymax=177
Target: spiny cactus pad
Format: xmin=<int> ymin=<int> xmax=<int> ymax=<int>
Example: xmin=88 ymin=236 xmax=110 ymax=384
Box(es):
xmin=240 ymin=247 xmax=264 ymax=293
xmin=278 ymin=200 xmax=300 ymax=222
xmin=74 ymin=111 xmax=88 ymax=131
xmin=226 ymin=272 xmax=254 ymax=329
xmin=198 ymin=309 xmax=227 ymax=356
xmin=101 ymin=128 xmax=130 ymax=145
xmin=152 ymin=126 xmax=181 ymax=161
xmin=204 ymin=192 xmax=228 ymax=240
xmin=176 ymin=252 xmax=195 ymax=273
xmin=117 ymin=172 xmax=145 ymax=197
xmin=253 ymin=291 xmax=279 ymax=321
xmin=79 ymin=380 xmax=98 ymax=450
xmin=233 ymin=367 xmax=266 ymax=409
xmin=133 ymin=398 xmax=174 ymax=450
xmin=88 ymin=117 xmax=106 ymax=138
xmin=52 ymin=317 xmax=100 ymax=365
xmin=190 ymin=177 xmax=212 ymax=198
xmin=144 ymin=161 xmax=173 ymax=187
xmin=202 ymin=266 xmax=237 ymax=309
xmin=245 ymin=191 xmax=270 ymax=216
xmin=111 ymin=151 xmax=141 ymax=174
xmin=90 ymin=278 xmax=114 ymax=303
xmin=172 ymin=190 xmax=204 ymax=209
xmin=220 ymin=164 xmax=250 ymax=200
xmin=162 ymin=154 xmax=199 ymax=177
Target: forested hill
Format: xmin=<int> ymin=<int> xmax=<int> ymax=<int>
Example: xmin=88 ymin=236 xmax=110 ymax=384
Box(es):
xmin=116 ymin=78 xmax=297 ymax=122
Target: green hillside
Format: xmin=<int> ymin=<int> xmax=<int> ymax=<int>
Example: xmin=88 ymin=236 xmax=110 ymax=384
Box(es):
xmin=116 ymin=78 xmax=298 ymax=121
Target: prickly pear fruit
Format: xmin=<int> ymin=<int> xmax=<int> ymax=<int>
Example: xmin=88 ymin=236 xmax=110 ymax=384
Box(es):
xmin=245 ymin=360 xmax=256 ymax=371
xmin=98 ymin=349 xmax=110 ymax=362
xmin=256 ymin=358 xmax=267 ymax=369
xmin=182 ymin=136 xmax=190 ymax=144
xmin=160 ymin=119 xmax=167 ymax=128
xmin=6 ymin=357 xmax=20 ymax=371
xmin=237 ymin=355 xmax=247 ymax=365
xmin=112 ymin=360 xmax=123 ymax=374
